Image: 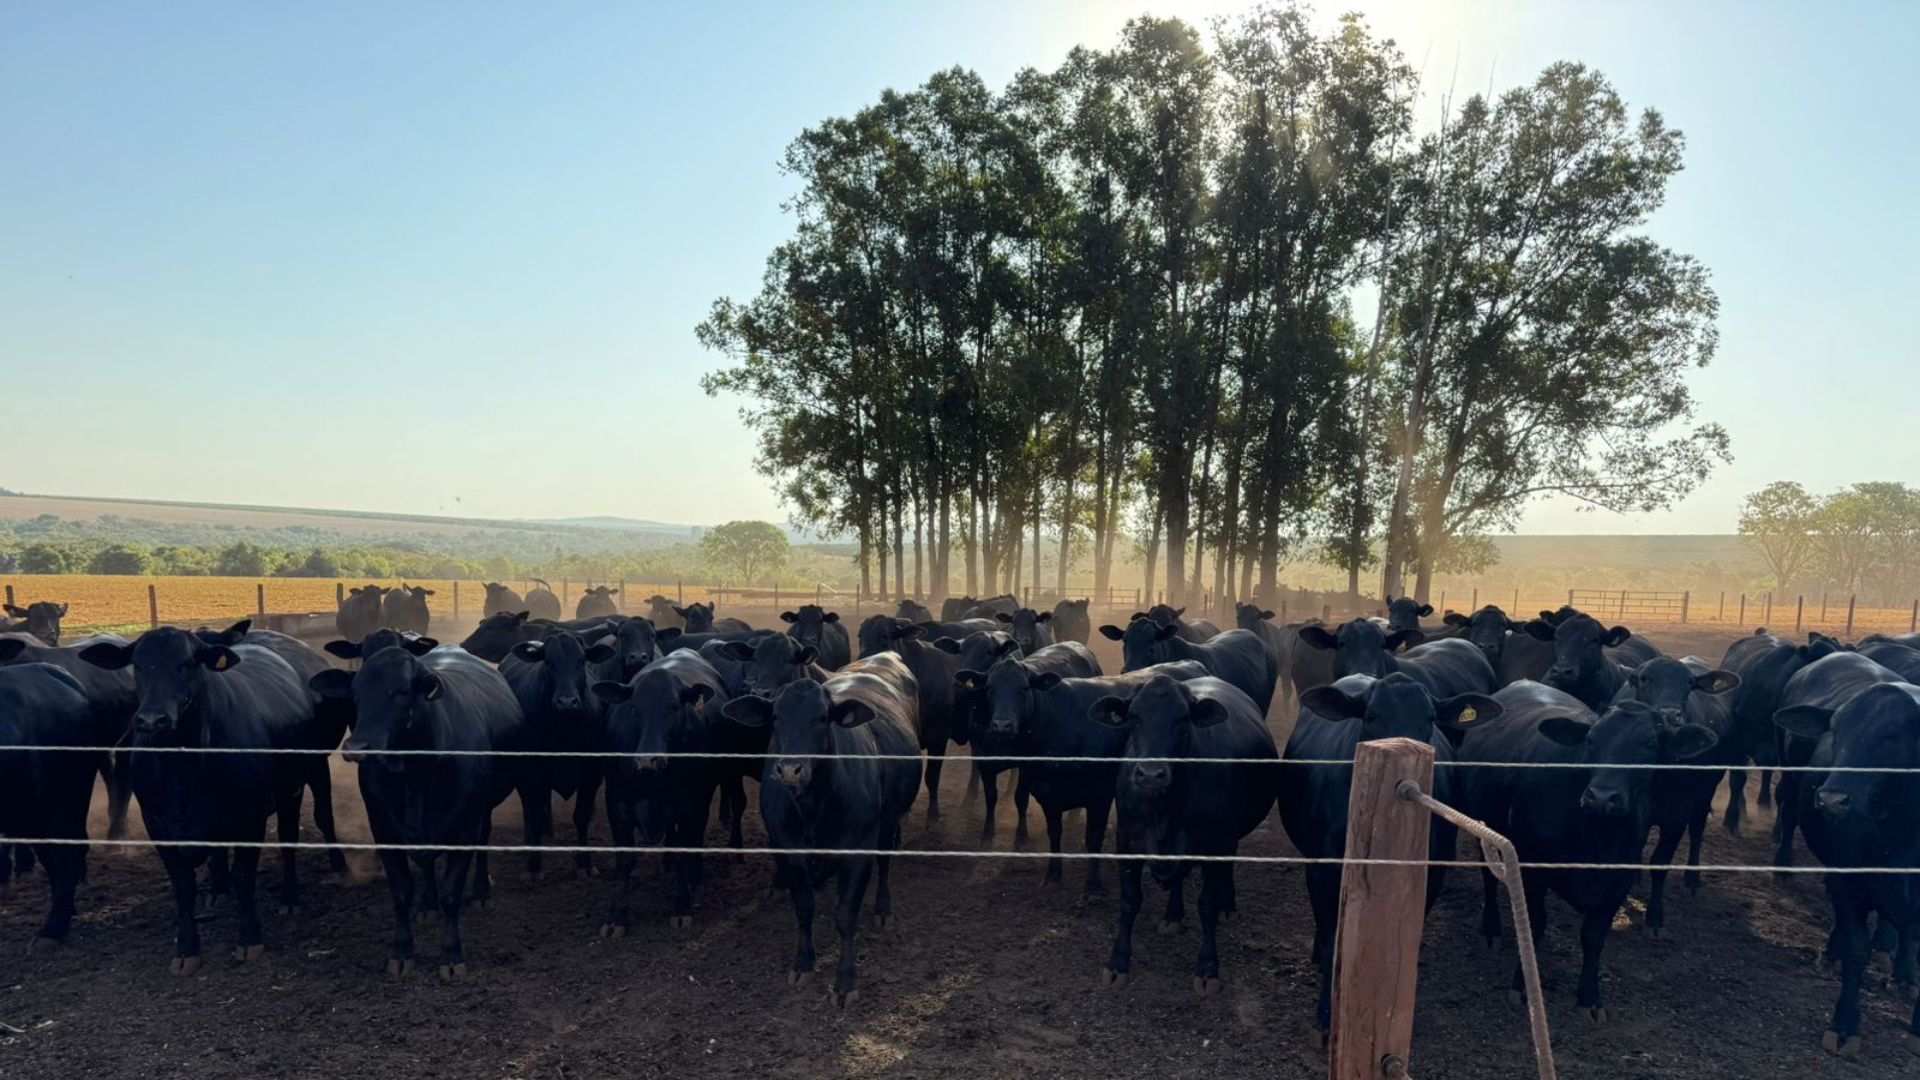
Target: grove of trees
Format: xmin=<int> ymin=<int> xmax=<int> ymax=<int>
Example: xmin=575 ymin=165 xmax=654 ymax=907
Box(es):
xmin=701 ymin=2 xmax=1724 ymax=607
xmin=1739 ymin=481 xmax=1920 ymax=601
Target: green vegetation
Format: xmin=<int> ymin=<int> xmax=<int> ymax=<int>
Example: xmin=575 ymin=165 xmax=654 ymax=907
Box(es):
xmin=1737 ymin=481 xmax=1920 ymax=599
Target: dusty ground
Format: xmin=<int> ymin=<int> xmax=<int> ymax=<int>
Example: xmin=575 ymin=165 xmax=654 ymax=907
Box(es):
xmin=3 ymin=617 xmax=1917 ymax=1078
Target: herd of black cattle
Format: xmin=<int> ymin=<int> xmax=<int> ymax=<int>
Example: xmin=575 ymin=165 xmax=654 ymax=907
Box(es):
xmin=2 ymin=582 xmax=1918 ymax=1058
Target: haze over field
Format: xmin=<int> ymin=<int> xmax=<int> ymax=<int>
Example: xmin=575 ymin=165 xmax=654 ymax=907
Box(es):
xmin=4 ymin=1 xmax=1916 ymax=535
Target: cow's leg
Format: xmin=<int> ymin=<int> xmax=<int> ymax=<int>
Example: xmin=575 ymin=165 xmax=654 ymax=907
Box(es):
xmin=103 ymin=756 xmax=133 ymax=842
xmin=1478 ymin=867 xmax=1502 ymax=946
xmin=1042 ymin=804 xmax=1065 ymax=888
xmin=30 ymin=841 xmax=84 ymax=947
xmin=524 ymin=786 xmax=550 ymax=881
xmin=923 ymin=746 xmax=946 ymax=824
xmin=1105 ymin=855 xmax=1144 ymax=985
xmin=1192 ymin=860 xmax=1229 ymax=996
xmin=723 ymin=775 xmax=747 ymax=851
xmin=1771 ymin=775 xmax=1799 ymax=871
xmin=1757 ymin=768 xmax=1774 ymax=809
xmin=381 ymin=850 xmax=416 ymax=974
xmin=309 ymin=760 xmax=347 ymax=874
xmin=1825 ymin=895 xmax=1871 ymax=1055
xmin=1307 ymin=864 xmax=1340 ymax=1046
xmin=1012 ymin=769 xmax=1031 ymax=846
xmin=204 ymin=848 xmax=231 ymax=908
xmin=783 ymin=857 xmax=817 ymax=985
xmin=1724 ymin=769 xmax=1747 ymax=835
xmin=1160 ymin=864 xmax=1187 ymax=933
xmin=572 ymin=769 xmax=600 ymax=876
xmin=872 ymin=821 xmax=897 ymax=929
xmin=829 ymin=857 xmax=872 ymax=1007
xmin=161 ymin=850 xmax=203 ymax=973
xmin=962 ymin=760 xmax=982 ymax=806
xmin=602 ymin=805 xmax=636 ymax=937
xmin=1644 ymin=822 xmax=1685 ymax=937
xmin=0 ymin=844 xmax=18 ymax=894
xmin=274 ymin=784 xmax=303 ymax=913
xmin=668 ymin=794 xmax=713 ymax=928
xmin=1573 ymin=904 xmax=1614 ymax=1022
xmin=1684 ymin=796 xmax=1711 ymax=894
xmin=1891 ymin=922 xmax=1916 ymax=996
xmin=436 ymin=850 xmax=474 ymax=979
xmin=230 ymin=837 xmax=266 ymax=962
xmin=1082 ymin=799 xmax=1112 ymax=897
xmin=469 ymin=815 xmax=494 ymax=907
xmin=978 ymin=768 xmax=1000 ymax=843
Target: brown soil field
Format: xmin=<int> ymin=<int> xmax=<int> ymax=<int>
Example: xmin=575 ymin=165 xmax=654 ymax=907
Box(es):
xmin=2 ymin=616 xmax=1915 ymax=1078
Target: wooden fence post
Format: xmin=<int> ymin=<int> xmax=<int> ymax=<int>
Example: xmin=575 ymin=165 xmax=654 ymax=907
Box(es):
xmin=1322 ymin=603 xmax=1332 ymax=623
xmin=677 ymin=581 xmax=684 ymax=605
xmin=1738 ymin=594 xmax=1746 ymax=627
xmin=774 ymin=582 xmax=780 ymax=610
xmin=453 ymin=580 xmax=461 ymax=621
xmin=1470 ymin=587 xmax=1477 ymax=612
xmin=1717 ymin=591 xmax=1724 ymax=621
xmin=1437 ymin=590 xmax=1445 ymax=614
xmin=1680 ymin=590 xmax=1689 ymax=625
xmin=147 ymin=584 xmax=159 ymax=629
xmin=1514 ymin=588 xmax=1520 ymax=614
xmin=1796 ymin=596 xmax=1804 ymax=632
xmin=1911 ymin=599 xmax=1918 ymax=633
xmin=1765 ymin=592 xmax=1773 ymax=626
xmin=1330 ymin=736 xmax=1437 ymax=1079
xmin=562 ymin=578 xmax=570 ymax=611
xmin=336 ymin=581 xmax=345 ymax=607
xmin=1846 ymin=594 xmax=1856 ymax=636
xmin=256 ymin=582 xmax=266 ymax=616
xmin=1820 ymin=593 xmax=1828 ymax=622
xmin=1567 ymin=588 xmax=1574 ymax=609
xmin=616 ymin=577 xmax=626 ymax=613
xmin=3 ymin=584 xmax=12 ymax=608
xmin=1618 ymin=589 xmax=1628 ymax=622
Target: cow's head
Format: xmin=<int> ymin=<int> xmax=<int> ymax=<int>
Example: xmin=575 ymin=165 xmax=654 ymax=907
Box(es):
xmin=4 ymin=600 xmax=67 ymax=645
xmin=81 ymin=626 xmax=238 ymax=743
xmin=1297 ymin=618 xmax=1417 ymax=679
xmin=1301 ymin=672 xmax=1501 ymax=745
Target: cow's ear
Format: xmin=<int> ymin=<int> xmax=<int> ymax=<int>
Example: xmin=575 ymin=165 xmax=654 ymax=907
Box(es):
xmin=415 ymin=671 xmax=444 ymax=701
xmin=0 ymin=638 xmax=26 ymax=663
xmin=3 ymin=603 xmax=25 ymax=616
xmin=1662 ymin=723 xmax=1718 ymax=760
xmin=680 ymin=683 xmax=716 ymax=708
xmin=584 ymin=642 xmax=615 ymax=664
xmin=995 ymin=638 xmax=1021 ymax=657
xmin=79 ymin=641 xmax=133 ymax=670
xmin=407 ymin=636 xmax=439 ymax=656
xmin=780 ymin=611 xmax=799 ymax=623
xmin=197 ymin=645 xmax=241 ymax=672
xmin=1301 ymin=686 xmax=1366 ymax=720
xmin=510 ymin=641 xmax=546 ymax=661
xmin=954 ymin=669 xmax=986 ymax=691
xmin=328 ymin=639 xmax=367 ymax=660
xmin=1692 ymin=669 xmax=1739 ymax=695
xmin=672 ymin=605 xmax=689 ymax=617
xmin=1603 ymin=626 xmax=1632 ymax=647
xmin=309 ymin=669 xmax=355 ymax=700
xmin=656 ymin=628 xmax=682 ymax=645
xmin=822 ymin=612 xmax=839 ymax=623
xmin=1129 ymin=612 xmax=1149 ymax=622
xmin=932 ymin=637 xmax=963 ymax=654
xmin=1188 ymin=696 xmax=1230 ymax=727
xmin=828 ymin=699 xmax=875 ymax=728
xmin=511 ymin=611 xmax=530 ymax=625
xmin=1155 ymin=622 xmax=1181 ymax=641
xmin=1035 ymin=611 xmax=1052 ymax=623
xmin=54 ymin=602 xmax=68 ymax=617
xmin=1773 ymin=705 xmax=1832 ymax=740
xmin=1417 ymin=603 xmax=1434 ymax=617
xmin=1436 ymin=693 xmax=1502 ymax=731
xmin=1258 ymin=609 xmax=1274 ymax=620
xmin=894 ymin=622 xmax=926 ymax=640
xmin=607 ymin=588 xmax=620 ymax=595
xmin=1030 ymin=672 xmax=1063 ymax=692
xmin=716 ymin=640 xmax=754 ymax=661
xmin=1537 ymin=714 xmax=1593 ymax=747
xmin=1299 ymin=625 xmax=1337 ymax=650
xmin=1087 ymin=696 xmax=1134 ymax=727
xmin=994 ymin=612 xmax=1014 ymax=624
xmin=722 ymin=696 xmax=772 ymax=728
xmin=591 ymin=680 xmax=633 ymax=704
xmin=222 ymin=618 xmax=252 ymax=640
xmin=1098 ymin=625 xmax=1126 ymax=641
xmin=1383 ymin=629 xmax=1416 ymax=652
xmin=1443 ymin=611 xmax=1471 ymax=627
xmin=795 ymin=645 xmax=818 ymax=665
xmin=1172 ymin=607 xmax=1186 ymax=618
xmin=1521 ymin=620 xmax=1556 ymax=642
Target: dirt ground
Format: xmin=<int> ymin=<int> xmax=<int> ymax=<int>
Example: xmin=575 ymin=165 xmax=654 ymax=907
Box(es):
xmin=3 ymin=616 xmax=1917 ymax=1078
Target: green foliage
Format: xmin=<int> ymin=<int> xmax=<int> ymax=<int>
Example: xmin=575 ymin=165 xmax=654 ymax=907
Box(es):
xmin=88 ymin=543 xmax=153 ymax=575
xmin=18 ymin=542 xmax=70 ymax=574
xmin=1737 ymin=481 xmax=1820 ymax=594
xmin=698 ymin=520 xmax=790 ymax=583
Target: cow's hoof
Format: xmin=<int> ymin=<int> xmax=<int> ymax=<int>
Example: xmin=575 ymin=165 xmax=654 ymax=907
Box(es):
xmin=170 ymin=955 xmax=202 ymax=976
xmin=232 ymin=944 xmax=265 ymax=963
xmin=1480 ymin=934 xmax=1501 ymax=952
xmin=1040 ymin=878 xmax=1061 ymax=893
xmin=1902 ymin=1031 xmax=1920 ymax=1057
xmin=26 ymin=936 xmax=63 ymax=955
xmin=276 ymin=904 xmax=299 ymax=917
xmin=1582 ymin=1006 xmax=1608 ymax=1025
xmin=1645 ymin=924 xmax=1663 ymax=940
xmin=872 ymin=913 xmax=891 ymax=930
xmin=471 ymin=898 xmax=491 ymax=912
xmin=1506 ymin=988 xmax=1524 ymax=1007
xmin=1157 ymin=919 xmax=1182 ymax=935
xmin=599 ymin=923 xmax=627 ymax=939
xmin=1218 ymin=910 xmax=1235 ymax=924
xmin=1309 ymin=1028 xmax=1328 ymax=1052
xmin=1822 ymin=1030 xmax=1862 ymax=1058
xmin=325 ymin=855 xmax=349 ymax=874
xmin=386 ymin=958 xmax=414 ymax=976
xmin=438 ymin=962 xmax=467 ymax=981
xmin=669 ymin=915 xmax=693 ymax=930
xmin=1100 ymin=968 xmax=1128 ymax=989
xmin=828 ymin=988 xmax=859 ymax=1010
xmin=789 ymin=970 xmax=814 ymax=988
xmin=925 ymin=809 xmax=941 ymax=825
xmin=1193 ymin=976 xmax=1222 ymax=998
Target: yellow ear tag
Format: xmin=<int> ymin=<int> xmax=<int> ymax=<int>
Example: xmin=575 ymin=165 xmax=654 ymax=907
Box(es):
xmin=1457 ymin=706 xmax=1477 ymax=725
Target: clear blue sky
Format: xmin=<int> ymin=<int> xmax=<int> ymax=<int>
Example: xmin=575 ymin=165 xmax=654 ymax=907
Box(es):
xmin=4 ymin=1 xmax=1914 ymax=533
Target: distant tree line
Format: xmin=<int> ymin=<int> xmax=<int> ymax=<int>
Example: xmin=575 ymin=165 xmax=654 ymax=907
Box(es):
xmin=702 ymin=1 xmax=1724 ymax=608
xmin=1738 ymin=481 xmax=1920 ymax=602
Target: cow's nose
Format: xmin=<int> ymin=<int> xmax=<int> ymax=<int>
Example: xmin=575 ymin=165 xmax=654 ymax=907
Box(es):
xmin=636 ymin=755 xmax=667 ymax=772
xmin=1132 ymin=763 xmax=1171 ymax=789
xmin=1816 ymin=789 xmax=1852 ymax=821
xmin=1580 ymin=788 xmax=1627 ymax=817
xmin=342 ymin=741 xmax=368 ymax=764
xmin=773 ymin=763 xmax=807 ymax=786
xmin=1547 ymin=666 xmax=1575 ymax=684
xmin=134 ymin=711 xmax=172 ymax=733
xmin=554 ymin=695 xmax=582 ymax=712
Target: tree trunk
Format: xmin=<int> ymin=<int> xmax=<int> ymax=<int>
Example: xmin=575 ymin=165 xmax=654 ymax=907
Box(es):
xmin=1143 ymin=502 xmax=1164 ymax=606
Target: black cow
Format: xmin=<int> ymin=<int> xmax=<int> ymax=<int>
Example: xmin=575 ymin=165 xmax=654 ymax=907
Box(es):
xmin=860 ymin=617 xmax=996 ymax=658
xmin=674 ymin=602 xmax=752 ymax=634
xmin=1608 ymin=656 xmax=1740 ymax=936
xmin=856 ymin=616 xmax=969 ymax=820
xmin=1857 ymin=639 xmax=1920 ymax=683
xmin=1100 ymin=620 xmax=1275 ymax=716
xmin=383 ymin=584 xmax=433 ymax=636
xmin=1769 ymin=651 xmax=1904 ymax=869
xmin=1459 ymin=681 xmax=1716 ymax=1021
xmin=644 ymin=595 xmax=685 ymax=630
xmin=1281 ymin=620 xmax=1334 ymax=710
xmin=1440 ymin=606 xmax=1554 ymax=686
xmin=1384 ymin=595 xmax=1434 ymax=641
xmin=1518 ymin=612 xmax=1643 ymax=711
xmin=998 ymin=607 xmax=1055 ymax=654
xmin=899 ymin=599 xmax=936 ymax=623
xmin=79 ymin=628 xmax=322 ymax=972
xmin=309 ymin=645 xmax=529 ymax=979
xmin=1142 ymin=604 xmax=1220 ymax=642
xmin=697 ymin=639 xmax=752 ymax=700
xmin=1283 ymin=674 xmax=1497 ymax=1044
xmin=1774 ymin=682 xmax=1920 ymax=1057
xmin=722 ymin=653 xmax=922 ymax=1008
xmin=961 ymin=594 xmax=1020 ymax=621
xmin=336 ymin=585 xmax=388 ymax=643
xmin=982 ymin=660 xmax=1200 ymax=896
xmin=576 ymin=586 xmax=620 ymax=620
xmin=1537 ymin=604 xmax=1662 ymax=665
xmin=954 ymin=640 xmax=1102 ymax=844
xmin=1234 ymin=603 xmax=1288 ymax=682
xmin=501 ymin=631 xmax=617 ymax=879
xmin=781 ymin=605 xmax=851 ymax=670
xmin=483 ymin=582 xmax=526 ymax=618
xmin=1718 ymin=630 xmax=1843 ymax=833
xmin=604 ymin=617 xmax=662 ymax=682
xmin=721 ymin=632 xmax=832 ymax=701
xmin=1050 ymin=598 xmax=1091 ymax=645
xmin=658 ymin=627 xmax=776 ymax=657
xmin=461 ymin=611 xmax=538 ymax=662
xmin=1095 ymin=675 xmax=1277 ymax=995
xmin=1 ymin=633 xmax=136 ymax=842
xmin=1296 ymin=618 xmax=1496 ymax=702
xmin=3 ymin=601 xmax=67 ymax=646
xmin=588 ymin=650 xmax=731 ymax=932
xmin=0 ymin=662 xmax=99 ymax=947
xmin=522 ymin=579 xmax=563 ymax=622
